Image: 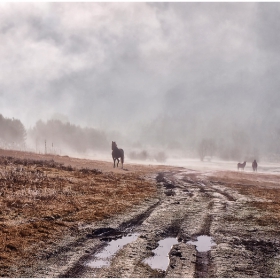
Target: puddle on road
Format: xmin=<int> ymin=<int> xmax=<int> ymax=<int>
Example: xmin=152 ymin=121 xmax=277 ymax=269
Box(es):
xmin=187 ymin=235 xmax=216 ymax=252
xmin=86 ymin=233 xmax=139 ymax=268
xmin=143 ymin=237 xmax=178 ymax=271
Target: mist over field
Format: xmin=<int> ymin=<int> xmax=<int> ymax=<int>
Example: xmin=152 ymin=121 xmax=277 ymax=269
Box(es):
xmin=1 ymin=3 xmax=280 ymax=162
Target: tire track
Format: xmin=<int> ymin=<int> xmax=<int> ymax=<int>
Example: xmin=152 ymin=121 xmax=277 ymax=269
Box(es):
xmin=61 ymin=198 xmax=163 ymax=278
xmin=40 ymin=169 xmax=280 ymax=278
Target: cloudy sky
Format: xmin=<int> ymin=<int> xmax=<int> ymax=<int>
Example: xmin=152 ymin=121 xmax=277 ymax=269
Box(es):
xmin=1 ymin=2 xmax=280 ymax=145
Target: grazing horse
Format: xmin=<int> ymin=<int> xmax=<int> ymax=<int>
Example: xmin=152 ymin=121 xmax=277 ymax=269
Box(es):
xmin=112 ymin=141 xmax=124 ymax=168
xmin=252 ymin=160 xmax=258 ymax=172
xmin=237 ymin=161 xmax=246 ymax=171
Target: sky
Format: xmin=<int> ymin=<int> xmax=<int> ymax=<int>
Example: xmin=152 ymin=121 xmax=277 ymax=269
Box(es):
xmin=1 ymin=2 xmax=280 ymax=155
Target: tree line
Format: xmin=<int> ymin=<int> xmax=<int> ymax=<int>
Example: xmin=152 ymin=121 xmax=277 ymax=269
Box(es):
xmin=0 ymin=115 xmax=109 ymax=153
xmin=29 ymin=119 xmax=109 ymax=154
xmin=0 ymin=114 xmax=26 ymax=148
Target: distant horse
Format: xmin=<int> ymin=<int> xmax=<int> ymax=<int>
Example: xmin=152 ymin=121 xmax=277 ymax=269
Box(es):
xmin=112 ymin=141 xmax=124 ymax=168
xmin=237 ymin=161 xmax=246 ymax=171
xmin=252 ymin=160 xmax=258 ymax=172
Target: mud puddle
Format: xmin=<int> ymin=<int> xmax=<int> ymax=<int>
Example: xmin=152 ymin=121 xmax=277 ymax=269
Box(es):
xmin=86 ymin=233 xmax=139 ymax=268
xmin=143 ymin=237 xmax=179 ymax=270
xmin=187 ymin=235 xmax=216 ymax=252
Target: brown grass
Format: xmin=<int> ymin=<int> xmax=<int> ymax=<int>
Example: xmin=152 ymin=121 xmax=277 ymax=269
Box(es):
xmin=209 ymin=171 xmax=280 ymax=226
xmin=0 ymin=156 xmax=157 ymax=275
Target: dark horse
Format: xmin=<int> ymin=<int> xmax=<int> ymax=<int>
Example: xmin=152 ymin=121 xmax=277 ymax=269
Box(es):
xmin=237 ymin=161 xmax=246 ymax=171
xmin=112 ymin=141 xmax=124 ymax=168
xmin=252 ymin=160 xmax=258 ymax=172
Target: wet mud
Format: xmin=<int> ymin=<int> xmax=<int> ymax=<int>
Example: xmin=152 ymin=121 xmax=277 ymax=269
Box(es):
xmin=12 ymin=168 xmax=280 ymax=278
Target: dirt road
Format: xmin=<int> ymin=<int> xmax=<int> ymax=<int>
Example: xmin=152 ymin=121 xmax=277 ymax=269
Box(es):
xmin=1 ymin=149 xmax=280 ymax=277
xmin=30 ymin=169 xmax=280 ymax=278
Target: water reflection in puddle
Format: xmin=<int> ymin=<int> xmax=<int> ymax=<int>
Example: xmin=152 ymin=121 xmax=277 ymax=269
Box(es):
xmin=187 ymin=235 xmax=216 ymax=252
xmin=143 ymin=237 xmax=178 ymax=271
xmin=86 ymin=233 xmax=139 ymax=268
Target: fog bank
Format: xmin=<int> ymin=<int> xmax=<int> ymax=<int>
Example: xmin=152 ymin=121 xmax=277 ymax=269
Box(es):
xmin=1 ymin=3 xmax=280 ymax=162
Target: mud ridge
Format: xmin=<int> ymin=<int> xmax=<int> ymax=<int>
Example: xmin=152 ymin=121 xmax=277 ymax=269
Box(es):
xmin=210 ymin=184 xmax=236 ymax=201
xmin=61 ymin=242 xmax=105 ymax=278
xmin=60 ymin=198 xmax=163 ymax=278
xmin=118 ymin=199 xmax=162 ymax=231
xmin=194 ymin=212 xmax=213 ymax=278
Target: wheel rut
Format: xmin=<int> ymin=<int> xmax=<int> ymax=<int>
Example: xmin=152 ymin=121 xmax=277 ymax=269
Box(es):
xmin=61 ymin=199 xmax=163 ymax=278
xmin=36 ymin=168 xmax=280 ymax=278
xmin=73 ymin=170 xmax=223 ymax=278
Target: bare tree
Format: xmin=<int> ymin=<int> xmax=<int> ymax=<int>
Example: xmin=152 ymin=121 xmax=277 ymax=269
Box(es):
xmin=198 ymin=138 xmax=216 ymax=161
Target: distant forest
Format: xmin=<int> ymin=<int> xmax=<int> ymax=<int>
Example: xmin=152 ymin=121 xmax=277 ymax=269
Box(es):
xmin=0 ymin=114 xmax=26 ymax=148
xmin=0 ymin=115 xmax=109 ymax=154
xmin=1 ymin=112 xmax=280 ymax=162
xmin=29 ymin=119 xmax=109 ymax=154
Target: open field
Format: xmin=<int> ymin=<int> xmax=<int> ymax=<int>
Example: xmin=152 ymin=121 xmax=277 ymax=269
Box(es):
xmin=208 ymin=170 xmax=280 ymax=228
xmin=0 ymin=149 xmax=171 ymax=277
xmin=1 ymin=149 xmax=280 ymax=277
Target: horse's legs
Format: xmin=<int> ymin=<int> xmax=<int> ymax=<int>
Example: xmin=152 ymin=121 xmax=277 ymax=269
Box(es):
xmin=117 ymin=158 xmax=119 ymax=167
xmin=113 ymin=158 xmax=116 ymax=168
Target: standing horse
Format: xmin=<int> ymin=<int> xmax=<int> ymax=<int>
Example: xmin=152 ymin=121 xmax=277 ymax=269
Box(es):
xmin=112 ymin=141 xmax=124 ymax=168
xmin=237 ymin=161 xmax=246 ymax=171
xmin=252 ymin=160 xmax=258 ymax=172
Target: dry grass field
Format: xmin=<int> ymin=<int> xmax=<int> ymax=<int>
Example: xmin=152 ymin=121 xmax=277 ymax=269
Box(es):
xmin=2 ymin=148 xmax=280 ymax=277
xmin=0 ymin=153 xmax=158 ymax=276
xmin=209 ymin=171 xmax=280 ymax=227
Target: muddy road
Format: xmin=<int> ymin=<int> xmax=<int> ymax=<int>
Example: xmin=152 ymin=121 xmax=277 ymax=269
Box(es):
xmin=26 ymin=168 xmax=280 ymax=278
